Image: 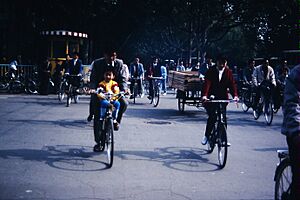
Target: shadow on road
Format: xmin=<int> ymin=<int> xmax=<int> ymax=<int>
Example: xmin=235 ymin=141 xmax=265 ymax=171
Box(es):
xmin=0 ymin=145 xmax=224 ymax=172
xmin=115 ymin=146 xmax=222 ymax=172
xmin=0 ymin=145 xmax=109 ymax=171
xmin=10 ymin=119 xmax=91 ymax=130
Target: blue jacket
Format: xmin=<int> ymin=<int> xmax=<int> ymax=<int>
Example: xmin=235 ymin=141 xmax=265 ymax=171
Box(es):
xmin=129 ymin=63 xmax=144 ymax=78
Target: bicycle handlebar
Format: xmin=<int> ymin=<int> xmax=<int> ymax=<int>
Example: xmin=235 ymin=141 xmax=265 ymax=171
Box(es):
xmin=149 ymin=76 xmax=164 ymax=80
xmin=205 ymin=99 xmax=238 ymax=103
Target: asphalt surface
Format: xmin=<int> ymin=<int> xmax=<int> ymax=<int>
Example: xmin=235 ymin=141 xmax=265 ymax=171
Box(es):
xmin=0 ymin=92 xmax=287 ymax=200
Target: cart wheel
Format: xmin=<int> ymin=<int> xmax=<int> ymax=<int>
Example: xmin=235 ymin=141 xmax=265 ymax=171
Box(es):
xmin=178 ymin=98 xmax=185 ymax=112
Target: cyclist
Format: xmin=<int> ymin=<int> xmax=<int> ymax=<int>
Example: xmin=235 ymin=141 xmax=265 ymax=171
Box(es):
xmin=147 ymin=57 xmax=162 ymax=99
xmin=65 ymin=52 xmax=83 ymax=76
xmin=281 ymin=64 xmax=300 ymax=199
xmin=252 ymin=58 xmax=276 ymax=110
xmin=201 ymin=55 xmax=239 ymax=145
xmin=87 ymin=47 xmax=128 ymax=152
xmin=242 ymin=58 xmax=255 ymax=85
xmin=64 ymin=52 xmax=83 ymax=95
xmin=97 ymin=70 xmax=120 ymax=130
xmin=129 ymin=57 xmax=145 ymax=99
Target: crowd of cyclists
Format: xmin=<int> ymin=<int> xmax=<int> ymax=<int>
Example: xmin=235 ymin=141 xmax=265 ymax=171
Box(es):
xmin=1 ymin=49 xmax=299 ymax=198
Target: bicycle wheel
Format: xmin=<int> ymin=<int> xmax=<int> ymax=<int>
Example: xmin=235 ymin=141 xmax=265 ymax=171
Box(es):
xmin=105 ymin=118 xmax=114 ymax=168
xmin=264 ymin=101 xmax=273 ymax=125
xmin=178 ymin=97 xmax=185 ymax=112
xmin=58 ymin=82 xmax=66 ymax=101
xmin=207 ymin=127 xmax=216 ymax=154
xmin=10 ymin=81 xmax=23 ymax=94
xmin=253 ymin=103 xmax=262 ymax=120
xmin=217 ymin=124 xmax=228 ymax=169
xmin=153 ymin=86 xmax=160 ymax=107
xmin=133 ymin=84 xmax=138 ymax=104
xmin=241 ymin=91 xmax=250 ymax=112
xmin=274 ymin=159 xmax=292 ymax=200
xmin=26 ymin=80 xmax=37 ymax=94
xmin=66 ymin=85 xmax=72 ymax=107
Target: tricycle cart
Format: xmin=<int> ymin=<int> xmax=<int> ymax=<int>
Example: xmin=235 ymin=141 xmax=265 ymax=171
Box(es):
xmin=168 ymin=70 xmax=204 ymax=112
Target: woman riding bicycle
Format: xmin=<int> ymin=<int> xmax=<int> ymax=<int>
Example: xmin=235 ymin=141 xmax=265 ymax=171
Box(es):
xmin=201 ymin=55 xmax=239 ymax=145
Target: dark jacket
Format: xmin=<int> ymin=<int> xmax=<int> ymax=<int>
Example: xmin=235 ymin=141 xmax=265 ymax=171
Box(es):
xmin=148 ymin=63 xmax=162 ymax=78
xmin=202 ymin=66 xmax=238 ymax=99
xmin=281 ymin=64 xmax=300 ymax=137
xmin=90 ymin=57 xmax=127 ymax=91
xmin=68 ymin=59 xmax=82 ymax=75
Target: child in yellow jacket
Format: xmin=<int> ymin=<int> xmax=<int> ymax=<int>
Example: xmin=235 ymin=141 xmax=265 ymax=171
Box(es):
xmin=97 ymin=70 xmax=120 ymax=130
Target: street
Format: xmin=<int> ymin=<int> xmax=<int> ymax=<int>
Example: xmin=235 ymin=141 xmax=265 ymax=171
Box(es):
xmin=0 ymin=92 xmax=287 ymax=200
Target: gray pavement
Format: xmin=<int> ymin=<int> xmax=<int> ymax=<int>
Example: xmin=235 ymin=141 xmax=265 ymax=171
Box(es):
xmin=0 ymin=93 xmax=287 ymax=200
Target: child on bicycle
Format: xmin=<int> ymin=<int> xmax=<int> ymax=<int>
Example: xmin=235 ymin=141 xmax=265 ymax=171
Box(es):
xmin=97 ymin=69 xmax=120 ymax=131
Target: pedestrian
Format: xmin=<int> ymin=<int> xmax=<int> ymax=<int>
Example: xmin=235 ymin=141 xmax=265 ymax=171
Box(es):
xmin=176 ymin=61 xmax=185 ymax=71
xmin=161 ymin=64 xmax=167 ymax=95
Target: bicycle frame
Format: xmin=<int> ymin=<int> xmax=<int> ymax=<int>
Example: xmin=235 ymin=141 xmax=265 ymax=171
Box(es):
xmin=149 ymin=77 xmax=163 ymax=107
xmin=206 ymin=99 xmax=236 ymax=169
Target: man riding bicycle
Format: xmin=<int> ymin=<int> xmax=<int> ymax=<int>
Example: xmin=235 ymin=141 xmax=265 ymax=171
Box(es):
xmin=201 ymin=55 xmax=239 ymax=145
xmin=147 ymin=57 xmax=162 ymax=100
xmin=87 ymin=47 xmax=128 ymax=152
xmin=129 ymin=57 xmax=145 ymax=99
xmin=252 ymin=58 xmax=276 ymax=110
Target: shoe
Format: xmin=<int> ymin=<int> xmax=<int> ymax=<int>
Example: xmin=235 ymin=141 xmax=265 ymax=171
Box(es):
xmin=147 ymin=95 xmax=152 ymax=100
xmin=162 ymin=92 xmax=167 ymax=96
xmin=201 ymin=136 xmax=208 ymax=145
xmin=93 ymin=143 xmax=101 ymax=152
xmin=129 ymin=95 xmax=134 ymax=99
xmin=113 ymin=122 xmax=119 ymax=131
xmin=87 ymin=115 xmax=93 ymax=122
xmin=140 ymin=93 xmax=144 ymax=98
xmin=227 ymin=142 xmax=231 ymax=147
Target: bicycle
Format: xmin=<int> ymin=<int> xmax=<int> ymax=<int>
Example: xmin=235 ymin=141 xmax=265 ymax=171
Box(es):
xmin=241 ymin=81 xmax=255 ymax=112
xmin=58 ymin=75 xmax=68 ymax=101
xmin=130 ymin=77 xmax=143 ymax=104
xmin=205 ymin=98 xmax=237 ymax=169
xmin=274 ymin=150 xmax=292 ymax=200
xmin=148 ymin=76 xmax=163 ymax=107
xmin=65 ymin=74 xmax=82 ymax=107
xmin=253 ymin=80 xmax=274 ymax=125
xmin=93 ymin=89 xmax=126 ymax=168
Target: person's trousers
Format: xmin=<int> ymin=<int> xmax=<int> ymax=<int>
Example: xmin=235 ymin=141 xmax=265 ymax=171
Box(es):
xmin=287 ymin=135 xmax=300 ymax=199
xmin=204 ymin=103 xmax=227 ymax=137
xmin=99 ymin=100 xmax=120 ymax=120
xmin=91 ymin=94 xmax=128 ymax=143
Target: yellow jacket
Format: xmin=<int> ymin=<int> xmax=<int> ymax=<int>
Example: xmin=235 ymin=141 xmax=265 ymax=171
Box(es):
xmin=97 ymin=80 xmax=120 ymax=100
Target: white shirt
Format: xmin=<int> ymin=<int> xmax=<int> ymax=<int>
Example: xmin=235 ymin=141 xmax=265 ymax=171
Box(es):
xmin=219 ymin=67 xmax=225 ymax=81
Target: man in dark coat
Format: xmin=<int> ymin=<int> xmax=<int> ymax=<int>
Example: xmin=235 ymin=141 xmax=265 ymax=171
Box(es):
xmin=88 ymin=48 xmax=128 ymax=152
xmin=281 ymin=64 xmax=300 ymax=199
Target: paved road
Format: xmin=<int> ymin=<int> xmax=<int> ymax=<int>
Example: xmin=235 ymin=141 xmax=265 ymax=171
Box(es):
xmin=0 ymin=93 xmax=287 ymax=200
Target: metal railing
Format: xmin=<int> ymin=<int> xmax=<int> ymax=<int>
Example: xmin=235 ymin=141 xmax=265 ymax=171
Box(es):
xmin=0 ymin=64 xmax=38 ymax=78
